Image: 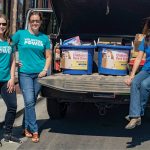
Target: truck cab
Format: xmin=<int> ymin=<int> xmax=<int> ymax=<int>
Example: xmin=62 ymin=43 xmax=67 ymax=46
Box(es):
xmin=25 ymin=0 xmax=150 ymax=119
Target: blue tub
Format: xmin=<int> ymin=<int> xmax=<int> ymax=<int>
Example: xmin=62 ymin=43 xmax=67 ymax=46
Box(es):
xmin=60 ymin=45 xmax=95 ymax=75
xmin=97 ymin=44 xmax=132 ymax=75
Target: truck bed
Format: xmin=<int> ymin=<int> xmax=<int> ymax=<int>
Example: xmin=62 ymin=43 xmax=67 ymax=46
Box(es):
xmin=38 ymin=73 xmax=130 ymax=94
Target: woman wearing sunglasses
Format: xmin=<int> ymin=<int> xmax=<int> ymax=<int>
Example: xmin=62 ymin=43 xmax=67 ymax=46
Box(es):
xmin=0 ymin=14 xmax=22 ymax=144
xmin=12 ymin=11 xmax=52 ymax=143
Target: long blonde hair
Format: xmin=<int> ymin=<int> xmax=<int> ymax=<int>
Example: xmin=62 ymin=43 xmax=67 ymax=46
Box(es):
xmin=0 ymin=14 xmax=10 ymax=40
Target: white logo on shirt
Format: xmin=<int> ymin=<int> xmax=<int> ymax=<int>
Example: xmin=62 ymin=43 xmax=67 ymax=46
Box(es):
xmin=24 ymin=38 xmax=44 ymax=47
xmin=0 ymin=46 xmax=12 ymax=54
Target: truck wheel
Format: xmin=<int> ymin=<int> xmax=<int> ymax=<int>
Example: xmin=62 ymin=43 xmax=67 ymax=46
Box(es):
xmin=46 ymin=98 xmax=67 ymax=119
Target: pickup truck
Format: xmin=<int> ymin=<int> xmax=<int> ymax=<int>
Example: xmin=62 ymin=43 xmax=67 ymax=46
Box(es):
xmin=25 ymin=0 xmax=150 ymax=119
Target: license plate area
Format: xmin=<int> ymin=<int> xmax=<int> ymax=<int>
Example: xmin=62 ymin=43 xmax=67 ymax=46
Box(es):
xmin=93 ymin=93 xmax=115 ymax=98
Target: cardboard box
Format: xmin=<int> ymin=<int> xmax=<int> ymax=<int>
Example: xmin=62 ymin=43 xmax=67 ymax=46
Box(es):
xmin=97 ymin=37 xmax=122 ymax=45
xmin=131 ymin=34 xmax=145 ymax=58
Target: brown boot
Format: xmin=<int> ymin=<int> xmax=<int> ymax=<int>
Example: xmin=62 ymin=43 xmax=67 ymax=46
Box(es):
xmin=125 ymin=117 xmax=141 ymax=129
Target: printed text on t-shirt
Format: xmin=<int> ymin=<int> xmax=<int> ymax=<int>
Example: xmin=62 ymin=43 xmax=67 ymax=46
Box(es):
xmin=24 ymin=38 xmax=44 ymax=47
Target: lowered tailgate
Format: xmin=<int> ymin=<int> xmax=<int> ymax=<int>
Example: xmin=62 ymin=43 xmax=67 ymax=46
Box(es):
xmin=38 ymin=73 xmax=130 ymax=94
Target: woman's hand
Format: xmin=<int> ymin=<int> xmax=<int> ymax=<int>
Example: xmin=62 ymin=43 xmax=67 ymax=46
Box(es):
xmin=7 ymin=78 xmax=15 ymax=93
xmin=38 ymin=70 xmax=47 ymax=78
xmin=17 ymin=61 xmax=22 ymax=67
xmin=124 ymin=75 xmax=135 ymax=86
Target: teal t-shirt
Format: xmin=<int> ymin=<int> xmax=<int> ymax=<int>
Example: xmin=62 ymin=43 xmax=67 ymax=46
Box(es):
xmin=0 ymin=41 xmax=14 ymax=82
xmin=12 ymin=30 xmax=51 ymax=74
xmin=138 ymin=38 xmax=150 ymax=72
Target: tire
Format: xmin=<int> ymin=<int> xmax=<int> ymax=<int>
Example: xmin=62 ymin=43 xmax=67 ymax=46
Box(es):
xmin=46 ymin=98 xmax=67 ymax=119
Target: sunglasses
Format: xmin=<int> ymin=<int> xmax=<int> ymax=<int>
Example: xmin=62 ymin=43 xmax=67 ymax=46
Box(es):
xmin=0 ymin=23 xmax=7 ymax=26
xmin=29 ymin=20 xmax=41 ymax=23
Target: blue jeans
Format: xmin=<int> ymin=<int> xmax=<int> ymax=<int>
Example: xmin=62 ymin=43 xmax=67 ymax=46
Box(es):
xmin=19 ymin=72 xmax=41 ymax=133
xmin=129 ymin=71 xmax=150 ymax=117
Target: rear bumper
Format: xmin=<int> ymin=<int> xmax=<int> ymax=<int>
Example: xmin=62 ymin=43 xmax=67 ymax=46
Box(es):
xmin=41 ymin=86 xmax=130 ymax=104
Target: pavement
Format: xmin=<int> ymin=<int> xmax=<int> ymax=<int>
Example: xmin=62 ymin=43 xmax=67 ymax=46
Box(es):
xmin=0 ymin=92 xmax=48 ymax=150
xmin=0 ymin=83 xmax=24 ymax=124
xmin=0 ymin=83 xmax=42 ymax=124
xmin=0 ymin=94 xmax=24 ymax=123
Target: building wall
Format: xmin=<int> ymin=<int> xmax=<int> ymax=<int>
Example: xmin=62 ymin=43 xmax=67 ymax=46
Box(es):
xmin=0 ymin=0 xmax=52 ymax=33
xmin=0 ymin=0 xmax=3 ymax=13
xmin=21 ymin=0 xmax=52 ymax=29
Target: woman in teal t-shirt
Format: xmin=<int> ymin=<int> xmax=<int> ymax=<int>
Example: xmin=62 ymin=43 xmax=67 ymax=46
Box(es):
xmin=12 ymin=11 xmax=52 ymax=143
xmin=0 ymin=14 xmax=22 ymax=144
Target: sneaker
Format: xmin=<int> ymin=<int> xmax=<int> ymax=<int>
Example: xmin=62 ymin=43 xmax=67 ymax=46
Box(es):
xmin=3 ymin=133 xmax=23 ymax=144
xmin=125 ymin=117 xmax=141 ymax=129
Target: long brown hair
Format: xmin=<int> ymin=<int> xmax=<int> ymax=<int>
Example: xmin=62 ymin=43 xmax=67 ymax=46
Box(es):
xmin=142 ymin=18 xmax=150 ymax=47
xmin=0 ymin=14 xmax=10 ymax=40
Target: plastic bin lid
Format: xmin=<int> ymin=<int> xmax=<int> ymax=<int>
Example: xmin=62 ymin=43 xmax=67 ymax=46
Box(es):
xmin=60 ymin=45 xmax=96 ymax=49
xmin=97 ymin=44 xmax=132 ymax=50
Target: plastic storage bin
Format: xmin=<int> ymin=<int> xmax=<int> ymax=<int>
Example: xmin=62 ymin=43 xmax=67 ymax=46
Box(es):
xmin=97 ymin=44 xmax=132 ymax=75
xmin=60 ymin=45 xmax=96 ymax=75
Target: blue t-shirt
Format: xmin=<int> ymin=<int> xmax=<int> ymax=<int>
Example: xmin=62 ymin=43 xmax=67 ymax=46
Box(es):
xmin=138 ymin=38 xmax=150 ymax=72
xmin=12 ymin=30 xmax=51 ymax=74
xmin=0 ymin=41 xmax=14 ymax=82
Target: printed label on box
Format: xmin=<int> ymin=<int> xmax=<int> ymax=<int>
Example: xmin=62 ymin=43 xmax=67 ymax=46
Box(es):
xmin=61 ymin=49 xmax=88 ymax=70
xmin=101 ymin=48 xmax=129 ymax=70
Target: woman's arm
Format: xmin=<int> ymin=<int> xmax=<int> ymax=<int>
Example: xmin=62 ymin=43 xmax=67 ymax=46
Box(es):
xmin=43 ymin=50 xmax=52 ymax=72
xmin=125 ymin=51 xmax=144 ymax=86
xmin=7 ymin=53 xmax=16 ymax=93
xmin=38 ymin=50 xmax=52 ymax=78
xmin=130 ymin=51 xmax=144 ymax=78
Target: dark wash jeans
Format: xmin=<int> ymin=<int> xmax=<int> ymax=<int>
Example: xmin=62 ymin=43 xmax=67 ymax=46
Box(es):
xmin=0 ymin=82 xmax=17 ymax=134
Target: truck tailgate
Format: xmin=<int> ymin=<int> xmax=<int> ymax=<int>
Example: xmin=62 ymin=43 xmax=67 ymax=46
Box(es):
xmin=38 ymin=73 xmax=130 ymax=94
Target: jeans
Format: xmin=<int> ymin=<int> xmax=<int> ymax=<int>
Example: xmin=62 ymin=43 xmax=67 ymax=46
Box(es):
xmin=19 ymin=72 xmax=41 ymax=133
xmin=129 ymin=71 xmax=150 ymax=117
xmin=0 ymin=82 xmax=17 ymax=134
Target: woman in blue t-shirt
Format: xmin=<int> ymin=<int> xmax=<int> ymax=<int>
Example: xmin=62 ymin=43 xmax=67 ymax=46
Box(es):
xmin=12 ymin=11 xmax=52 ymax=143
xmin=125 ymin=18 xmax=150 ymax=129
xmin=0 ymin=14 xmax=22 ymax=144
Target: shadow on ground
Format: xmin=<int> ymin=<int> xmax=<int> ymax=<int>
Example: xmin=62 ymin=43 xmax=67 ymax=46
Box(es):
xmin=16 ymin=103 xmax=150 ymax=149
